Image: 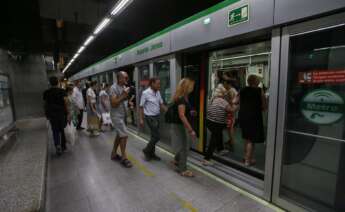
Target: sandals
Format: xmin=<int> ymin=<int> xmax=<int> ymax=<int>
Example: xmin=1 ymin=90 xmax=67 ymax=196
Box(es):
xmin=202 ymin=160 xmax=214 ymax=166
xmin=121 ymin=158 xmax=133 ymax=168
xmin=180 ymin=170 xmax=195 ymax=178
xmin=243 ymin=158 xmax=256 ymax=166
xmin=111 ymin=154 xmax=122 ymax=161
xmin=170 ymin=160 xmax=178 ymax=167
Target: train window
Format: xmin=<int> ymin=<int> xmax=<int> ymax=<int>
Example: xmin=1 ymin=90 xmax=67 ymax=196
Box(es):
xmin=138 ymin=64 xmax=151 ymax=137
xmin=207 ymin=41 xmax=271 ymax=176
xmin=153 ymin=60 xmax=171 ymax=104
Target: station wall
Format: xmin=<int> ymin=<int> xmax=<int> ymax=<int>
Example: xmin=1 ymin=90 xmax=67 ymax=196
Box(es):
xmin=0 ymin=49 xmax=48 ymax=120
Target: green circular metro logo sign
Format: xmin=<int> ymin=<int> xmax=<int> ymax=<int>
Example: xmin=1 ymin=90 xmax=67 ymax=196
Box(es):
xmin=301 ymin=89 xmax=344 ymax=125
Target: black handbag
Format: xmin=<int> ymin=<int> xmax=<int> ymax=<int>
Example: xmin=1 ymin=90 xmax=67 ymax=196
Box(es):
xmin=164 ymin=103 xmax=179 ymax=123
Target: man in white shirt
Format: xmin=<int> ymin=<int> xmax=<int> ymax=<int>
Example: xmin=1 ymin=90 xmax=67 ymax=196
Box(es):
xmin=72 ymin=80 xmax=85 ymax=130
xmin=140 ymin=78 xmax=167 ymax=161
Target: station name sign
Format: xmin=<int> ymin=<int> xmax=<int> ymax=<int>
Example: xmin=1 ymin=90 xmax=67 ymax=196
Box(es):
xmin=298 ymin=70 xmax=345 ymax=84
xmin=137 ymin=42 xmax=164 ymax=55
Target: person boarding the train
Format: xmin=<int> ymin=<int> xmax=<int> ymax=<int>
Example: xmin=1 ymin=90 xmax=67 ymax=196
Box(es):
xmin=140 ymin=77 xmax=167 ymax=161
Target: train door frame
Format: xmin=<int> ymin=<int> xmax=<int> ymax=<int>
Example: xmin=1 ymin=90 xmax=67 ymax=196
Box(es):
xmin=183 ymin=32 xmax=279 ymax=200
xmin=273 ymin=12 xmax=345 ymax=212
xmin=134 ymin=54 xmax=180 ymax=149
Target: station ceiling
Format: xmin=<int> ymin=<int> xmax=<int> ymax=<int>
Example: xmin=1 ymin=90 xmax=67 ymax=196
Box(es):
xmin=0 ymin=0 xmax=223 ymax=76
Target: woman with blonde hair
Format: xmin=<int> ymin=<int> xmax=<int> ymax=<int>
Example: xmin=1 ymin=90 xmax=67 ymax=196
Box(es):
xmin=170 ymin=78 xmax=197 ymax=177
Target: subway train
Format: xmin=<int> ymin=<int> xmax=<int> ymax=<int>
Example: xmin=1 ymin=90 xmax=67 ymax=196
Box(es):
xmin=67 ymin=1 xmax=345 ymax=211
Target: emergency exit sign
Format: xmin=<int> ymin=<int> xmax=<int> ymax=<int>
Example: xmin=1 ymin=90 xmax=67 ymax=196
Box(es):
xmin=229 ymin=5 xmax=249 ymax=27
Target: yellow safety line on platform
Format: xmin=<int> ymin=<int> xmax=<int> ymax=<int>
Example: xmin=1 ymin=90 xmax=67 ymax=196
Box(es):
xmin=127 ymin=154 xmax=155 ymax=177
xmin=128 ymin=132 xmax=285 ymax=212
xmin=170 ymin=192 xmax=198 ymax=212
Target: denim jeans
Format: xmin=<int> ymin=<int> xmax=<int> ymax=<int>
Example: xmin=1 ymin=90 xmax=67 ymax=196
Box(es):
xmin=51 ymin=122 xmax=66 ymax=149
xmin=77 ymin=109 xmax=84 ymax=129
xmin=143 ymin=115 xmax=160 ymax=156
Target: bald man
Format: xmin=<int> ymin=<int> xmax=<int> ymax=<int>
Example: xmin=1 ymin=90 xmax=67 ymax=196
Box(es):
xmin=109 ymin=71 xmax=133 ymax=168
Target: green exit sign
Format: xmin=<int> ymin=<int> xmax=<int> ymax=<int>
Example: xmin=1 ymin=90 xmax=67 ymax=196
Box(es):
xmin=228 ymin=5 xmax=249 ymax=27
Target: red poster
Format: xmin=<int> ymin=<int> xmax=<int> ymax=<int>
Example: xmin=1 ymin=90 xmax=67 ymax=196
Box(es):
xmin=140 ymin=80 xmax=149 ymax=86
xmin=298 ymin=70 xmax=345 ymax=84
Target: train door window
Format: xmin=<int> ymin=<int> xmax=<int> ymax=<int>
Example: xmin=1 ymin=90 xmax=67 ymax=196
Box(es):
xmin=138 ymin=64 xmax=151 ymax=137
xmin=108 ymin=72 xmax=113 ymax=84
xmin=182 ymin=53 xmax=204 ymax=152
xmin=125 ymin=68 xmax=137 ymax=128
xmin=208 ymin=41 xmax=271 ymax=177
xmin=153 ymin=59 xmax=172 ymax=146
xmin=153 ymin=60 xmax=171 ymax=104
xmin=278 ymin=25 xmax=345 ymax=212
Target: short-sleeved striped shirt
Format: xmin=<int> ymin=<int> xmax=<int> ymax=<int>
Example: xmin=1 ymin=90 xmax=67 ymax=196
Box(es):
xmin=207 ymin=97 xmax=229 ymax=124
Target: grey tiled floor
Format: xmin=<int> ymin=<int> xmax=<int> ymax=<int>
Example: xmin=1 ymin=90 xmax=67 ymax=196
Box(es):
xmin=45 ymin=129 xmax=277 ymax=212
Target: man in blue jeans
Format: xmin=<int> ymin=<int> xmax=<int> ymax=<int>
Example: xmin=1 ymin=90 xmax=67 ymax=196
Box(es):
xmin=140 ymin=77 xmax=167 ymax=161
xmin=43 ymin=76 xmax=68 ymax=156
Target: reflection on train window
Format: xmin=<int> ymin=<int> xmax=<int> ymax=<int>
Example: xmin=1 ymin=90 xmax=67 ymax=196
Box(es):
xmin=126 ymin=69 xmax=137 ymax=127
xmin=138 ymin=65 xmax=151 ymax=137
xmin=153 ymin=60 xmax=172 ymax=147
xmin=280 ymin=25 xmax=345 ymax=212
xmin=153 ymin=60 xmax=171 ymax=104
xmin=207 ymin=41 xmax=271 ymax=177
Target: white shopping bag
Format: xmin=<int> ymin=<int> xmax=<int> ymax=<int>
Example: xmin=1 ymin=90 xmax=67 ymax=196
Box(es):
xmin=81 ymin=112 xmax=87 ymax=129
xmin=102 ymin=112 xmax=112 ymax=125
xmin=64 ymin=123 xmax=77 ymax=146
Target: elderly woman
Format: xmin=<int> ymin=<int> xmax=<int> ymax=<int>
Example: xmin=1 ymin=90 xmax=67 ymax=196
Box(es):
xmin=203 ymin=85 xmax=236 ymax=166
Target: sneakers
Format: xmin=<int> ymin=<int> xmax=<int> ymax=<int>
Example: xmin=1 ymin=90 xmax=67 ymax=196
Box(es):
xmin=218 ymin=149 xmax=229 ymax=156
xmin=142 ymin=149 xmax=161 ymax=161
xmin=142 ymin=150 xmax=152 ymax=161
xmin=62 ymin=146 xmax=69 ymax=153
xmin=151 ymin=154 xmax=161 ymax=161
xmin=56 ymin=146 xmax=62 ymax=156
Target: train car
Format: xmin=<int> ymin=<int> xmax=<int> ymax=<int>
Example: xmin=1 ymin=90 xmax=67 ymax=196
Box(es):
xmin=69 ymin=1 xmax=345 ymax=211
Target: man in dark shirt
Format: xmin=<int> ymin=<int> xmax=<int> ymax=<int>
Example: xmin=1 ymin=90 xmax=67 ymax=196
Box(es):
xmin=43 ymin=76 xmax=68 ymax=155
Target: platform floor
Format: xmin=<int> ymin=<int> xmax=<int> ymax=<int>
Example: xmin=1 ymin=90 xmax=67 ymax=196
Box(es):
xmin=45 ymin=128 xmax=279 ymax=212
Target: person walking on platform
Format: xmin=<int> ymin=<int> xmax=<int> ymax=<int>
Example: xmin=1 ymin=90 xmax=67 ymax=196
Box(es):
xmin=43 ymin=76 xmax=68 ymax=156
xmin=169 ymin=78 xmax=197 ymax=177
xmin=140 ymin=77 xmax=167 ymax=161
xmin=86 ymin=81 xmax=100 ymax=136
xmin=72 ymin=80 xmax=85 ymax=130
xmin=110 ymin=71 xmax=133 ymax=168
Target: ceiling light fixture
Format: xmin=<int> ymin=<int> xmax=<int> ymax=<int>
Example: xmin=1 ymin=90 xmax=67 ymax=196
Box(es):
xmin=77 ymin=46 xmax=85 ymax=54
xmin=84 ymin=36 xmax=95 ymax=46
xmin=94 ymin=18 xmax=111 ymax=34
xmin=73 ymin=53 xmax=79 ymax=59
xmin=63 ymin=0 xmax=133 ymax=74
xmin=111 ymin=0 xmax=132 ymax=16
